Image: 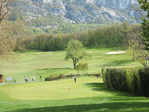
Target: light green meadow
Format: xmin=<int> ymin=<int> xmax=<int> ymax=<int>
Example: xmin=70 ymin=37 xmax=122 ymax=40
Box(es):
xmin=0 ymin=48 xmax=142 ymax=82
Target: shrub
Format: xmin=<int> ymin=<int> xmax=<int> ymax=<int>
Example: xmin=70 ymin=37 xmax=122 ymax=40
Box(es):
xmin=105 ymin=68 xmax=112 ymax=88
xmin=139 ymin=68 xmax=149 ymax=96
xmin=58 ymin=74 xmax=65 ymax=79
xmin=110 ymin=68 xmax=127 ymax=91
xmin=87 ymin=74 xmax=101 ymax=77
xmin=45 ymin=73 xmax=101 ymax=81
xmin=103 ymin=68 xmax=127 ymax=91
xmin=102 ymin=68 xmax=106 ymax=85
xmin=102 ymin=67 xmax=149 ymax=96
xmin=126 ymin=68 xmax=140 ymax=94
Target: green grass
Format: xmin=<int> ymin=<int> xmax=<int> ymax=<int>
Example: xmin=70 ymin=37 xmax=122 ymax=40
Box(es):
xmin=0 ymin=77 xmax=149 ymax=112
xmin=0 ymin=47 xmax=145 ymax=111
xmin=0 ymin=47 xmax=142 ymax=82
xmin=0 ymin=77 xmax=105 ymax=100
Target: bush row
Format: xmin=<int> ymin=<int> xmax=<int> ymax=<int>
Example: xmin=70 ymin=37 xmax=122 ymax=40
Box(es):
xmin=102 ymin=67 xmax=149 ymax=96
xmin=20 ymin=23 xmax=140 ymax=51
xmin=45 ymin=73 xmax=101 ymax=81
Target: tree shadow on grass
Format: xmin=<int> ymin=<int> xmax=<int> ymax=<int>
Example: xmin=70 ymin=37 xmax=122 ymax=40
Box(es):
xmin=7 ymin=102 xmax=149 ymax=112
xmin=85 ymin=82 xmax=141 ymax=97
xmin=85 ymin=82 xmax=117 ymax=93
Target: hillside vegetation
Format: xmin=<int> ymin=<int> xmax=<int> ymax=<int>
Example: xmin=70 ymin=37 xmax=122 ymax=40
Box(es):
xmin=17 ymin=22 xmax=140 ymax=52
xmin=11 ymin=0 xmax=140 ymax=33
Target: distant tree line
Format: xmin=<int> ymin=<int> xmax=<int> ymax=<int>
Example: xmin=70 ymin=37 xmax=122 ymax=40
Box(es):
xmin=17 ymin=22 xmax=141 ymax=51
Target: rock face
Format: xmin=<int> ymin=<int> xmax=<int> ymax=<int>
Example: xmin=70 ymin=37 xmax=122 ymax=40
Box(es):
xmin=15 ymin=0 xmax=139 ymax=32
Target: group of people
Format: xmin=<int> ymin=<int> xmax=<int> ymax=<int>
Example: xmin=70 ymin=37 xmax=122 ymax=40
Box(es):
xmin=25 ymin=76 xmax=35 ymax=82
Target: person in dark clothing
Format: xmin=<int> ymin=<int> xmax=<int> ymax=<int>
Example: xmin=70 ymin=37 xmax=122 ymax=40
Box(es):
xmin=40 ymin=76 xmax=42 ymax=81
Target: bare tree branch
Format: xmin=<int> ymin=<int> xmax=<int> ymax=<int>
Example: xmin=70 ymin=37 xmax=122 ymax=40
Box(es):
xmin=128 ymin=30 xmax=149 ymax=68
xmin=0 ymin=0 xmax=12 ymax=28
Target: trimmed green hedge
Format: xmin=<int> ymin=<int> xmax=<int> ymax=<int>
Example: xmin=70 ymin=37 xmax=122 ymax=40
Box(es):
xmin=102 ymin=67 xmax=149 ymax=96
xmin=45 ymin=73 xmax=101 ymax=81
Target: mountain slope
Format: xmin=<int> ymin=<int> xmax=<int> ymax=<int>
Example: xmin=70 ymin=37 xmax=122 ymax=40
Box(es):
xmin=13 ymin=0 xmax=140 ymax=33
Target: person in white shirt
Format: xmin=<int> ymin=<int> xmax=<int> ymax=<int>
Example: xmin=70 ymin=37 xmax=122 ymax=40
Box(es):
xmin=32 ymin=76 xmax=35 ymax=81
xmin=74 ymin=75 xmax=76 ymax=83
xmin=25 ymin=76 xmax=29 ymax=82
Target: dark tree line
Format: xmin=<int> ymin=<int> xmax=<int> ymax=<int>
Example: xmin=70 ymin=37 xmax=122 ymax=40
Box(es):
xmin=19 ymin=22 xmax=141 ymax=51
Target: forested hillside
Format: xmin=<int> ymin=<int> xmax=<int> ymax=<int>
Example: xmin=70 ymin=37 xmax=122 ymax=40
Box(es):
xmin=4 ymin=0 xmax=142 ymax=52
xmin=10 ymin=0 xmax=140 ymax=34
xmin=18 ymin=22 xmax=140 ymax=51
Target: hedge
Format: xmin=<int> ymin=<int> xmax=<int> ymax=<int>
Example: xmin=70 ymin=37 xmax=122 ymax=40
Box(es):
xmin=45 ymin=73 xmax=101 ymax=81
xmin=102 ymin=67 xmax=149 ymax=96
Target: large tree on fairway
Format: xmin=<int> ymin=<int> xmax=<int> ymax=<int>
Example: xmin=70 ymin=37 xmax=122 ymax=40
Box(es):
xmin=138 ymin=0 xmax=149 ymax=51
xmin=65 ymin=40 xmax=87 ymax=69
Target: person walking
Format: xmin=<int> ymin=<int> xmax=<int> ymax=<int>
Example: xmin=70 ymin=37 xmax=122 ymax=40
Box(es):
xmin=40 ymin=76 xmax=42 ymax=81
xmin=74 ymin=75 xmax=76 ymax=83
xmin=25 ymin=76 xmax=29 ymax=82
xmin=32 ymin=76 xmax=35 ymax=81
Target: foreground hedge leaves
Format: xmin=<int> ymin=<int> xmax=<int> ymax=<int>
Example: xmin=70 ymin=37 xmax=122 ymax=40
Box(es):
xmin=102 ymin=67 xmax=149 ymax=96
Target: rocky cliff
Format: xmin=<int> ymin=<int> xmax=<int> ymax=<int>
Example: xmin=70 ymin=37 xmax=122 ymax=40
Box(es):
xmin=14 ymin=0 xmax=139 ymax=33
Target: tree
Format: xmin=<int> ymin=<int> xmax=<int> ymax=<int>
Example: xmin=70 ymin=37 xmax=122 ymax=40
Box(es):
xmin=0 ymin=0 xmax=14 ymax=28
xmin=138 ymin=0 xmax=149 ymax=51
xmin=82 ymin=63 xmax=88 ymax=75
xmin=128 ymin=1 xmax=149 ymax=68
xmin=0 ymin=0 xmax=14 ymax=57
xmin=65 ymin=40 xmax=87 ymax=69
xmin=0 ymin=0 xmax=25 ymax=59
xmin=128 ymin=32 xmax=149 ymax=67
xmin=76 ymin=63 xmax=89 ymax=75
xmin=128 ymin=25 xmax=141 ymax=61
xmin=76 ymin=63 xmax=83 ymax=75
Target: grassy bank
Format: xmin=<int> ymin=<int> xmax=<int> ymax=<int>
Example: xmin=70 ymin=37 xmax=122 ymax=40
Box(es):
xmin=0 ymin=77 xmax=149 ymax=112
